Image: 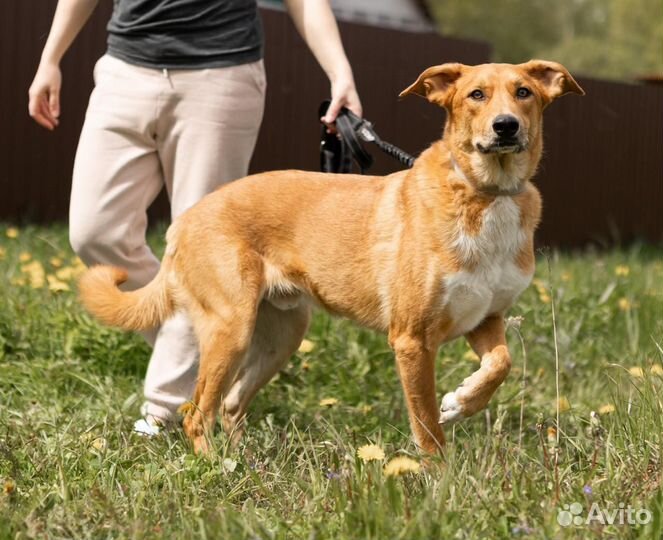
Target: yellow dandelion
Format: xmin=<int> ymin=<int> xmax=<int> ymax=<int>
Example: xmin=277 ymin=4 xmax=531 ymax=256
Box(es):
xmin=618 ymin=298 xmax=632 ymax=311
xmin=18 ymin=252 xmax=31 ymax=262
xmin=21 ymin=261 xmax=45 ymax=288
xmin=56 ymin=264 xmax=86 ymax=281
xmin=91 ymin=437 xmax=107 ymax=452
xmin=357 ymin=444 xmax=385 ymax=462
xmin=557 ymin=396 xmax=571 ymax=412
xmin=650 ymin=364 xmax=663 ymax=376
xmin=79 ymin=432 xmax=94 ymax=444
xmin=54 ymin=258 xmax=87 ymax=282
xmin=49 ymin=256 xmax=63 ymax=268
xmin=55 ymin=266 xmax=76 ymax=281
xmin=628 ymin=366 xmax=644 ymax=378
xmin=21 ymin=261 xmax=41 ymax=273
xmin=298 ymin=339 xmax=315 ymax=353
xmin=546 ymin=426 xmax=557 ymax=443
xmin=539 ymin=293 xmax=551 ymax=304
xmin=532 ymin=278 xmax=546 ymax=290
xmin=47 ymin=275 xmax=70 ymax=292
xmin=463 ymin=349 xmax=480 ymax=362
xmin=319 ymin=398 xmax=338 ymax=407
xmin=359 ymin=404 xmax=373 ymax=414
xmin=561 ymin=271 xmax=572 ymax=282
xmin=3 ymin=479 xmax=15 ymax=495
xmin=5 ymin=227 xmax=19 ymax=239
xmin=598 ymin=404 xmax=615 ymax=414
xmin=384 ymin=456 xmax=421 ymax=477
xmin=72 ymin=256 xmax=86 ymax=270
xmin=615 ymin=265 xmax=630 ymax=277
xmin=533 ymin=279 xmax=548 ymax=298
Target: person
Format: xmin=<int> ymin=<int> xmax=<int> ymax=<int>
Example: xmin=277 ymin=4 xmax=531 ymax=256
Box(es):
xmin=29 ymin=0 xmax=362 ymax=435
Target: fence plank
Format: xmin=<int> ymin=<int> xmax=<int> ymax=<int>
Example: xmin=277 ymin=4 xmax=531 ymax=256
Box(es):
xmin=537 ymin=78 xmax=663 ymax=245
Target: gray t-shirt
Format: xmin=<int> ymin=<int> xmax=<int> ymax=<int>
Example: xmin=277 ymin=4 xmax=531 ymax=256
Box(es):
xmin=107 ymin=0 xmax=263 ymax=69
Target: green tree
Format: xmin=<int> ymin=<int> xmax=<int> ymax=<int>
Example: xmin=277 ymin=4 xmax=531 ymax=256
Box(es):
xmin=427 ymin=0 xmax=663 ymax=81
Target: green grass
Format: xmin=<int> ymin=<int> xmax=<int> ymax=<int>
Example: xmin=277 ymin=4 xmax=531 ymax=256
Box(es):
xmin=1 ymin=223 xmax=662 ymax=539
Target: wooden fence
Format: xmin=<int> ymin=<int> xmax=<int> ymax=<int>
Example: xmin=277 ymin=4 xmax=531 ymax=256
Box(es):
xmin=1 ymin=2 xmax=661 ymax=246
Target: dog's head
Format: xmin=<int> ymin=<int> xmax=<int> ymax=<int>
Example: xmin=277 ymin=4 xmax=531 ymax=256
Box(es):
xmin=400 ymin=61 xmax=584 ymax=188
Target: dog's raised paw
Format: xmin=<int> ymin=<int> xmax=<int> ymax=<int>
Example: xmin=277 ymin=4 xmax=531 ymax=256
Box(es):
xmin=439 ymin=391 xmax=465 ymax=425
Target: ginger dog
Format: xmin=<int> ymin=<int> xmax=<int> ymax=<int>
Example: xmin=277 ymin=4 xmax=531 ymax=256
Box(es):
xmin=79 ymin=60 xmax=584 ymax=455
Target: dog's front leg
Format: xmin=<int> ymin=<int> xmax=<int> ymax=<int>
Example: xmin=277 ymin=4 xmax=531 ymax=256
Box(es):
xmin=390 ymin=332 xmax=445 ymax=454
xmin=439 ymin=315 xmax=511 ymax=425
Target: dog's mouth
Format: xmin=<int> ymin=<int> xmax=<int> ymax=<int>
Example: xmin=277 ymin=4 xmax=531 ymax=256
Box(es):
xmin=476 ymin=139 xmax=527 ymax=154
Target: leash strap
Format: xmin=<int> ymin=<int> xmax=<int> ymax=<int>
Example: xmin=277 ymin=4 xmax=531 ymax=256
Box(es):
xmin=318 ymin=102 xmax=524 ymax=197
xmin=319 ymin=101 xmax=414 ymax=174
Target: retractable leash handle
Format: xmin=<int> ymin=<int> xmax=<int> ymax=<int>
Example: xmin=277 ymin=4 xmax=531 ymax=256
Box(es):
xmin=319 ymin=100 xmax=372 ymax=173
xmin=318 ymin=100 xmax=415 ymax=174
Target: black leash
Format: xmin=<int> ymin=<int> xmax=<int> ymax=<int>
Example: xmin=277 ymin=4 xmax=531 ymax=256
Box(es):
xmin=319 ymin=100 xmax=415 ymax=174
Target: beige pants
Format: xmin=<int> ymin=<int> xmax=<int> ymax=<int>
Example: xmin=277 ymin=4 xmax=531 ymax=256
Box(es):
xmin=70 ymin=54 xmax=266 ymax=421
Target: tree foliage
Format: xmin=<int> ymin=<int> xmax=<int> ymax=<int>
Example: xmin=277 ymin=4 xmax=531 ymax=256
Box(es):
xmin=427 ymin=0 xmax=663 ymax=81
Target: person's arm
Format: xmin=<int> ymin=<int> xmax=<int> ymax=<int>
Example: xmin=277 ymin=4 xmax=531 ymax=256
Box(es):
xmin=284 ymin=0 xmax=362 ymax=123
xmin=28 ymin=0 xmax=99 ymax=130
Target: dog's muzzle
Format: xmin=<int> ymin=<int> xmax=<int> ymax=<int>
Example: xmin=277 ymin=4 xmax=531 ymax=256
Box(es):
xmin=476 ymin=115 xmax=527 ymax=154
xmin=476 ymin=139 xmax=526 ymax=154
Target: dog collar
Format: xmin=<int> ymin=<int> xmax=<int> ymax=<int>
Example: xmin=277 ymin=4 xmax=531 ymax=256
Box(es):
xmin=476 ymin=184 xmax=526 ymax=197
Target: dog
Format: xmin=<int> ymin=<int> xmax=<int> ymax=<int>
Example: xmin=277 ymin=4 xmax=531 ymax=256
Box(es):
xmin=79 ymin=60 xmax=584 ymax=455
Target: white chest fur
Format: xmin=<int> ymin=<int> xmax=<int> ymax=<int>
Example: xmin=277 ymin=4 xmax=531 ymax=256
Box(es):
xmin=442 ymin=197 xmax=532 ymax=338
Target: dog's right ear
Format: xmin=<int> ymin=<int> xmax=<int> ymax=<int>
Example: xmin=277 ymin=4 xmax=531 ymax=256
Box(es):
xmin=399 ymin=63 xmax=464 ymax=108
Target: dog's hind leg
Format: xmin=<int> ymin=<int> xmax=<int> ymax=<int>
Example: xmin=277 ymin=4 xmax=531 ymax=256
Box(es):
xmin=221 ymin=300 xmax=311 ymax=446
xmin=182 ymin=257 xmax=264 ymax=454
xmin=439 ymin=315 xmax=511 ymax=425
xmin=183 ymin=312 xmax=257 ymax=454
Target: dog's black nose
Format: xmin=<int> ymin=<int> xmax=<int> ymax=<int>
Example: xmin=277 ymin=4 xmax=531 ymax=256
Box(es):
xmin=492 ymin=115 xmax=520 ymax=138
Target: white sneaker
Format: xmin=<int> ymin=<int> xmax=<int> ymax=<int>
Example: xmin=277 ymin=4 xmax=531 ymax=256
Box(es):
xmin=133 ymin=416 xmax=164 ymax=437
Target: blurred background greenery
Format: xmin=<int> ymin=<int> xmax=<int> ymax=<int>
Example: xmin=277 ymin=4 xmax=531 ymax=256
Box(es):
xmin=428 ymin=0 xmax=662 ymax=81
xmin=266 ymin=0 xmax=662 ymax=82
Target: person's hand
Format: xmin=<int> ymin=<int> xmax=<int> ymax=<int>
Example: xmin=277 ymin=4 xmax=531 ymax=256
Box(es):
xmin=28 ymin=62 xmax=62 ymax=130
xmin=321 ymin=73 xmax=362 ymax=129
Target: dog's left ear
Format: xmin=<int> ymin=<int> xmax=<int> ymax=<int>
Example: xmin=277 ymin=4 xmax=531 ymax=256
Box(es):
xmin=521 ymin=60 xmax=585 ymax=105
xmin=399 ymin=63 xmax=464 ymax=108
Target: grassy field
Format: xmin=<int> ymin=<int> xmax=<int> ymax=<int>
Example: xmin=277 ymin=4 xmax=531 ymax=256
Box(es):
xmin=0 ymin=223 xmax=662 ymax=539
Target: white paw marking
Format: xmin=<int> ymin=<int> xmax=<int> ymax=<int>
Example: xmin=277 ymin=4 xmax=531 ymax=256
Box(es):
xmin=439 ymin=391 xmax=465 ymax=425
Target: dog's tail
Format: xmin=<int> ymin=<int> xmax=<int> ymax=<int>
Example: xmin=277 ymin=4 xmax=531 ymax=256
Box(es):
xmin=78 ymin=261 xmax=175 ymax=331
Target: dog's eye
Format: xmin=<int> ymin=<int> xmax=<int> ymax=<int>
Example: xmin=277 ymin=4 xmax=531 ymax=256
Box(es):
xmin=469 ymin=89 xmax=485 ymax=100
xmin=516 ymin=87 xmax=532 ymax=99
